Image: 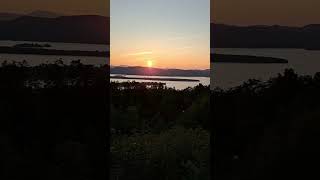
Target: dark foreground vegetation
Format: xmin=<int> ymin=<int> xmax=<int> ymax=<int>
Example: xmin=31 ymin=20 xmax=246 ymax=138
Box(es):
xmin=0 ymin=60 xmax=210 ymax=180
xmin=213 ymin=69 xmax=320 ymax=180
xmin=3 ymin=59 xmax=319 ymax=180
xmin=0 ymin=60 xmax=108 ymax=180
xmin=110 ymin=81 xmax=210 ymax=180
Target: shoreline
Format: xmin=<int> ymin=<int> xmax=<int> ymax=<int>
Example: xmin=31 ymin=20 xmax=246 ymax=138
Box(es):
xmin=110 ymin=75 xmax=200 ymax=82
xmin=0 ymin=46 xmax=109 ymax=57
xmin=211 ymin=53 xmax=288 ymax=63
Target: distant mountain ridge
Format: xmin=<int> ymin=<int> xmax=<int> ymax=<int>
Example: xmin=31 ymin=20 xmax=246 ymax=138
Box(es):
xmin=211 ymin=23 xmax=320 ymax=49
xmin=0 ymin=15 xmax=109 ymax=44
xmin=27 ymin=10 xmax=64 ymax=18
xmin=0 ymin=11 xmax=64 ymax=21
xmin=0 ymin=12 xmax=21 ymax=21
xmin=111 ymin=66 xmax=210 ymax=77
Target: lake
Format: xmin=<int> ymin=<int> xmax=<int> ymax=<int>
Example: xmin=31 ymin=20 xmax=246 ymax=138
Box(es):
xmin=111 ymin=74 xmax=210 ymax=90
xmin=0 ymin=40 xmax=209 ymax=90
xmin=211 ymin=48 xmax=320 ymax=89
xmin=0 ymin=40 xmax=109 ymax=66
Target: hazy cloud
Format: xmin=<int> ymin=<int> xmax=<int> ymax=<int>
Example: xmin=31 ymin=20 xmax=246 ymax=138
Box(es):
xmin=127 ymin=51 xmax=153 ymax=56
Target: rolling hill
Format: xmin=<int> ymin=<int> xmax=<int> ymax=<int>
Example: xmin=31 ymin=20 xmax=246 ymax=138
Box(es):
xmin=0 ymin=12 xmax=21 ymax=21
xmin=27 ymin=10 xmax=63 ymax=18
xmin=0 ymin=15 xmax=110 ymax=44
xmin=211 ymin=23 xmax=320 ymax=49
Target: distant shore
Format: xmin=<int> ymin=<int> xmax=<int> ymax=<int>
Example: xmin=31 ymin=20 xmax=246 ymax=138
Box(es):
xmin=305 ymin=47 xmax=320 ymax=51
xmin=110 ymin=75 xmax=200 ymax=82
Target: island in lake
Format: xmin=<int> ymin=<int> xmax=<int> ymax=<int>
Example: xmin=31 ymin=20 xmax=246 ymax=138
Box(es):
xmin=211 ymin=53 xmax=288 ymax=64
xmin=0 ymin=46 xmax=109 ymax=57
xmin=13 ymin=43 xmax=51 ymax=48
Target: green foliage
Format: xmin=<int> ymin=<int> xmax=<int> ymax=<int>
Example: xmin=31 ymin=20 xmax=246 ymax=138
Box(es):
xmin=0 ymin=61 xmax=108 ymax=179
xmin=111 ymin=127 xmax=209 ymax=180
xmin=212 ymin=68 xmax=320 ymax=180
xmin=110 ymin=80 xmax=210 ymax=180
xmin=110 ymin=82 xmax=210 ymax=133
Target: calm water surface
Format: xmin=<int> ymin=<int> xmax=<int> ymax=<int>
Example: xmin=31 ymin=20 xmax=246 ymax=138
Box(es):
xmin=0 ymin=40 xmax=109 ymax=65
xmin=111 ymin=74 xmax=210 ymax=90
xmin=0 ymin=41 xmax=209 ymax=89
xmin=211 ymin=48 xmax=320 ymax=89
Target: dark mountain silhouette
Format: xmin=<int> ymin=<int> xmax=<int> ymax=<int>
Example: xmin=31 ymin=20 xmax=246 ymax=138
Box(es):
xmin=0 ymin=15 xmax=109 ymax=44
xmin=0 ymin=12 xmax=21 ymax=21
xmin=0 ymin=11 xmax=62 ymax=21
xmin=211 ymin=23 xmax=320 ymax=49
xmin=27 ymin=10 xmax=64 ymax=18
xmin=111 ymin=66 xmax=210 ymax=77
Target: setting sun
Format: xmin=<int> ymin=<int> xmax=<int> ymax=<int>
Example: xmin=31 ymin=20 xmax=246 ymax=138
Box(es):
xmin=147 ymin=60 xmax=153 ymax=68
xmin=111 ymin=0 xmax=209 ymax=70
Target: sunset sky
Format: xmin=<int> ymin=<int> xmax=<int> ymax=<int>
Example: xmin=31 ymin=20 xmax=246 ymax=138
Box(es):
xmin=111 ymin=0 xmax=210 ymax=70
xmin=212 ymin=0 xmax=320 ymax=26
xmin=0 ymin=0 xmax=109 ymax=16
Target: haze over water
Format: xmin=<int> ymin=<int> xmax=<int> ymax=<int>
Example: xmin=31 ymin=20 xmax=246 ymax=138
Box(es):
xmin=211 ymin=48 xmax=320 ymax=88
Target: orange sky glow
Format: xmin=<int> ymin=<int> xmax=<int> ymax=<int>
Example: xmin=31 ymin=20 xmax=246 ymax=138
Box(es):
xmin=111 ymin=0 xmax=210 ymax=70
